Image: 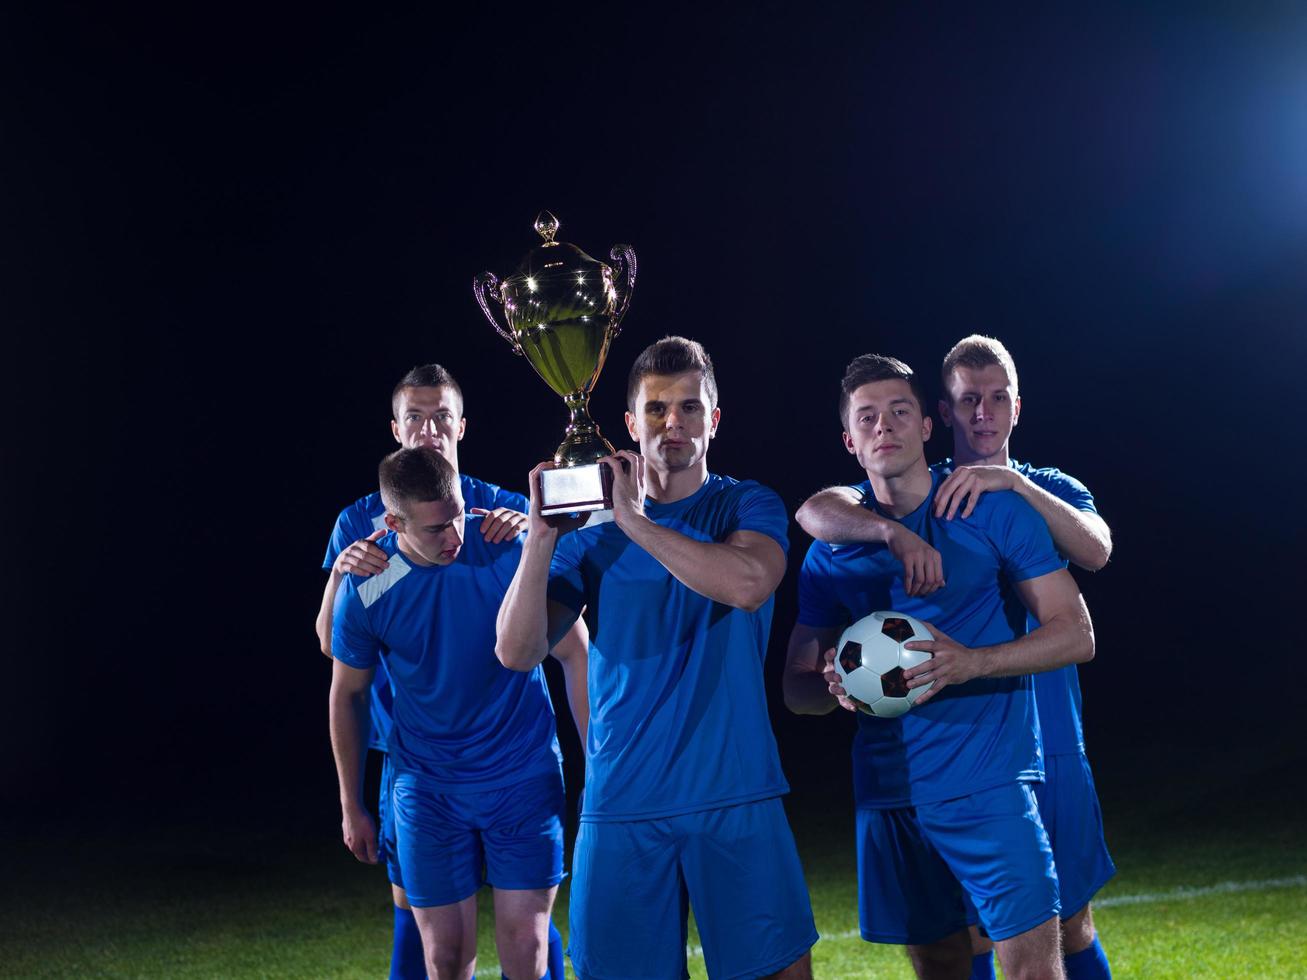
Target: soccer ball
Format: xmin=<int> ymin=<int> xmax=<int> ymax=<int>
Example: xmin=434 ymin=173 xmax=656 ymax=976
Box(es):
xmin=833 ymin=611 xmax=934 ymax=718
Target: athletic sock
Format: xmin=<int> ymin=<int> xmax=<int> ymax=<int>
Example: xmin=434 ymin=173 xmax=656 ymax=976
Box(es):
xmin=969 ymin=951 xmax=996 ymax=980
xmin=547 ymin=921 xmax=565 ymax=979
xmin=389 ymin=905 xmax=425 ymax=980
xmin=1064 ymin=935 xmax=1112 ymax=980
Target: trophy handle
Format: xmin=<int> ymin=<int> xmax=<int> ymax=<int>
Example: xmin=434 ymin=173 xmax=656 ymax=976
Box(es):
xmin=473 ymin=271 xmax=522 ymax=355
xmin=608 ymin=244 xmax=637 ymax=339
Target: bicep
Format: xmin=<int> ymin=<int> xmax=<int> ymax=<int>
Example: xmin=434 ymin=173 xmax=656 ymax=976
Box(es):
xmin=331 ymin=657 xmax=376 ymax=696
xmin=723 ymin=529 xmax=788 ymax=590
xmin=1014 ymin=568 xmax=1089 ymax=626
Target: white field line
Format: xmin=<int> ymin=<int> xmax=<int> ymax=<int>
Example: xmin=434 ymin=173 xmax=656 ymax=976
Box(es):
xmin=473 ymin=874 xmax=1307 ymax=976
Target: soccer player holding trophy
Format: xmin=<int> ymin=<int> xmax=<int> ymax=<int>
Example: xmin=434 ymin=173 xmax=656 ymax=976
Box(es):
xmin=784 ymin=354 xmax=1095 ymax=980
xmin=318 ymin=364 xmax=584 ymax=979
xmin=329 ymin=447 xmax=587 ymax=980
xmin=798 ymin=337 xmax=1115 ymax=980
xmin=482 ymin=211 xmax=817 ymax=980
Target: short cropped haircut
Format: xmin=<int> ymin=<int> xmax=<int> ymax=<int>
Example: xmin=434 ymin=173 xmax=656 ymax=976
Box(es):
xmin=839 ymin=354 xmax=928 ymax=428
xmin=940 ymin=335 xmax=1019 ymax=400
xmin=378 ymin=447 xmax=459 ymax=519
xmin=626 ymin=336 xmax=718 ymax=410
xmin=391 ymin=364 xmax=464 ymax=420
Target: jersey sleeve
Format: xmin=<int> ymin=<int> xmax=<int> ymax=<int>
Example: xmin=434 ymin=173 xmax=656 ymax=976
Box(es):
xmin=1026 ymin=466 xmax=1097 ymax=514
xmin=797 ymin=542 xmax=847 ymax=628
xmin=732 ymin=482 xmax=790 ymax=555
xmin=546 ymin=534 xmax=587 ymax=615
xmin=331 ymin=580 xmax=381 ymax=669
xmin=323 ymin=502 xmax=375 ymax=570
xmin=990 ymin=495 xmax=1066 ymax=583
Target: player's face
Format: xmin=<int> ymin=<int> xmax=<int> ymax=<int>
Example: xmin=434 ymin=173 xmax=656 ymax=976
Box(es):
xmin=391 ymin=386 xmax=466 ymax=469
xmin=842 ymin=380 xmax=932 ymax=479
xmin=939 ymin=364 xmax=1020 ymax=463
xmin=388 ymin=494 xmax=466 ymax=566
xmin=624 ymin=371 xmax=721 ymax=473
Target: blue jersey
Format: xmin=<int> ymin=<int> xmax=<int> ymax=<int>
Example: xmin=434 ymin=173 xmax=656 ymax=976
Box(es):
xmin=548 ymin=474 xmax=791 ymax=822
xmin=934 ymin=460 xmax=1096 ymax=756
xmin=331 ymin=519 xmax=561 ymax=791
xmin=323 ymin=474 xmax=528 ymax=752
xmin=798 ymin=471 xmax=1064 ymax=808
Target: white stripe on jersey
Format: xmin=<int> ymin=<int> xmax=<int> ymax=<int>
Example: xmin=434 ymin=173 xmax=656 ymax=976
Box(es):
xmin=358 ymin=553 xmax=411 ymax=608
xmin=371 ymin=512 xmax=387 ymax=532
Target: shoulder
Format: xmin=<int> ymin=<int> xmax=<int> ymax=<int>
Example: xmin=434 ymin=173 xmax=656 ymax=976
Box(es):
xmin=1012 ymin=460 xmax=1096 ymax=511
xmin=351 ymin=540 xmax=418 ymax=609
xmin=335 ymin=491 xmax=386 ymax=534
xmin=461 ymin=473 xmax=528 ymax=513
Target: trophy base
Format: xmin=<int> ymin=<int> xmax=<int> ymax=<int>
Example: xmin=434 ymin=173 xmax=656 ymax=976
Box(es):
xmin=539 ymin=462 xmax=614 ymax=516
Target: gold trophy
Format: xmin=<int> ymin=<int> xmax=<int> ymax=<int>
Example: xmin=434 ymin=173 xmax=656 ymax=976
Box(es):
xmin=474 ymin=211 xmax=637 ymax=515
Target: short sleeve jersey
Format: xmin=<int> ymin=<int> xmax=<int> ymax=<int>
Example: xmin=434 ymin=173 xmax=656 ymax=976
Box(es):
xmin=322 ymin=474 xmax=528 ymax=753
xmin=933 ymin=459 xmax=1098 ymax=756
xmin=331 ymin=519 xmax=561 ymax=791
xmin=798 ymin=470 xmax=1063 ymax=808
xmin=548 ymin=474 xmax=791 ymax=822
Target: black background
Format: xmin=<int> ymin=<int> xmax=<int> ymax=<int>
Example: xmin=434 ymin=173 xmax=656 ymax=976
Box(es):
xmin=4 ymin=4 xmax=1304 ymax=833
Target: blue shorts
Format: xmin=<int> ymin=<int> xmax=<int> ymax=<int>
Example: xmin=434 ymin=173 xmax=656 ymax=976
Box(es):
xmin=377 ymin=752 xmax=403 ymax=888
xmin=393 ymin=768 xmax=565 ymax=909
xmin=569 ymin=798 xmax=818 ymax=980
xmin=857 ymin=782 xmax=1060 ymax=945
xmin=1034 ymin=752 xmax=1115 ymax=917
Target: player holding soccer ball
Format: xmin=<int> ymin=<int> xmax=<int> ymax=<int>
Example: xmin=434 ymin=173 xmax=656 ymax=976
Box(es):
xmin=317 ymin=364 xmax=585 ymax=979
xmin=798 ymin=337 xmax=1116 ymax=980
xmin=497 ymin=337 xmax=818 ymax=980
xmin=783 ymin=353 xmax=1094 ymax=980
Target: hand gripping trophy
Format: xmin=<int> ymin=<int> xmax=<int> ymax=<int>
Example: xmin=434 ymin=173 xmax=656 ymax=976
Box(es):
xmin=474 ymin=212 xmax=636 ymax=515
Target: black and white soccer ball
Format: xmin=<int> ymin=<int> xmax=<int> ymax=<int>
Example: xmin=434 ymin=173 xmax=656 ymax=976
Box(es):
xmin=834 ymin=611 xmax=934 ymax=718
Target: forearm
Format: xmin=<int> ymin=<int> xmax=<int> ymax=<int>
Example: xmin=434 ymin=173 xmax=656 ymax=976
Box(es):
xmin=1014 ymin=478 xmax=1112 ymax=570
xmin=783 ymin=626 xmax=841 ymax=715
xmin=621 ymin=518 xmax=778 ymax=611
xmin=974 ymin=601 xmax=1095 ymax=677
xmin=328 ymin=682 xmax=371 ymax=811
xmin=784 ymin=667 xmax=838 ymax=715
xmin=557 ymin=648 xmax=590 ymax=745
xmin=316 ymin=571 xmax=344 ymax=657
xmin=795 ymin=487 xmax=897 ymax=544
xmin=496 ymin=536 xmax=557 ymax=670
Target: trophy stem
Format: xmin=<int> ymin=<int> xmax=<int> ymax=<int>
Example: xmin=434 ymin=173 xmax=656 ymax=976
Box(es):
xmin=555 ymin=390 xmax=615 ymax=467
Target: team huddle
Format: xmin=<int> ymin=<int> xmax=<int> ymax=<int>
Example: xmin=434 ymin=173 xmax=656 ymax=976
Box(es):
xmin=318 ymin=335 xmax=1115 ymax=980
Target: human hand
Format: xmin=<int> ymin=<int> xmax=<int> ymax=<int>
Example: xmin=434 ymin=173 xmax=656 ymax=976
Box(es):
xmin=885 ymin=525 xmax=945 ymax=596
xmin=823 ymin=648 xmax=860 ymax=713
xmin=601 ymin=450 xmax=645 ymax=531
xmin=471 ymin=507 xmax=529 ymax=543
xmin=332 ymin=529 xmax=388 ymax=578
xmin=901 ymin=621 xmax=983 ymax=705
xmin=934 ymin=465 xmax=1016 ymax=520
xmin=341 ymin=801 xmax=378 ymax=864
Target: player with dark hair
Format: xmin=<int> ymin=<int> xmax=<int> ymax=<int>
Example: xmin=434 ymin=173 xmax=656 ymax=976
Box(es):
xmin=498 ymin=336 xmax=818 ymax=979
xmin=797 ymin=337 xmax=1115 ymax=980
xmin=317 ymin=363 xmax=583 ymax=979
xmin=784 ymin=353 xmax=1095 ymax=980
xmin=330 ymin=446 xmax=585 ymax=980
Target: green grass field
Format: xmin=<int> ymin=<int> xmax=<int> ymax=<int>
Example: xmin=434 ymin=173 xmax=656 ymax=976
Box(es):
xmin=3 ymin=750 xmax=1303 ymax=978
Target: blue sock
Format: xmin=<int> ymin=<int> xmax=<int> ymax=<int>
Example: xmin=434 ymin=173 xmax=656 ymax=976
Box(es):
xmin=390 ymin=905 xmax=425 ymax=980
xmin=1065 ymin=935 xmax=1112 ymax=980
xmin=547 ymin=921 xmax=565 ymax=980
xmin=969 ymin=950 xmax=996 ymax=980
